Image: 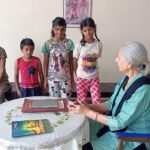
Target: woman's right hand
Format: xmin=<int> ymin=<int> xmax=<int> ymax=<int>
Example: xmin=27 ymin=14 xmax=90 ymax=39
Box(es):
xmin=68 ymin=100 xmax=89 ymax=115
xmin=68 ymin=102 xmax=82 ymax=114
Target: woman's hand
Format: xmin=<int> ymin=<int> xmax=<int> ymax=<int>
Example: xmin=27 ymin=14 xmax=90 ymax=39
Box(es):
xmin=68 ymin=103 xmax=82 ymax=114
xmin=67 ymin=101 xmax=89 ymax=115
xmin=68 ymin=100 xmax=108 ymax=125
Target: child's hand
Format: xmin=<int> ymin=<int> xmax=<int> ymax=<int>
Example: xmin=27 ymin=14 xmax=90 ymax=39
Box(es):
xmin=74 ymin=73 xmax=77 ymax=83
xmin=43 ymin=80 xmax=48 ymax=94
xmin=16 ymin=89 xmax=21 ymax=97
xmin=71 ymin=78 xmax=75 ymax=90
xmin=41 ymin=88 xmax=46 ymax=96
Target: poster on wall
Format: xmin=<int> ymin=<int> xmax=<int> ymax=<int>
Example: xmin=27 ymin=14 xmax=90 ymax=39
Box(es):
xmin=63 ymin=0 xmax=92 ymax=27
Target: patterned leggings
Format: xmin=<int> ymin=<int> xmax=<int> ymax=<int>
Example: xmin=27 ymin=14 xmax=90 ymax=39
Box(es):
xmin=76 ymin=77 xmax=101 ymax=104
xmin=48 ymin=80 xmax=71 ymax=98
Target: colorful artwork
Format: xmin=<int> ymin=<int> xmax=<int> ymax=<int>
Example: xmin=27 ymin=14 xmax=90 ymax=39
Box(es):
xmin=64 ymin=0 xmax=92 ymax=27
xmin=82 ymin=53 xmax=98 ymax=73
xmin=49 ymin=43 xmax=70 ymax=80
xmin=12 ymin=119 xmax=53 ymax=137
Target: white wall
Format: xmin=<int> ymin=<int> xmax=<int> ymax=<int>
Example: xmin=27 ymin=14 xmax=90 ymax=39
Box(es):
xmin=0 ymin=0 xmax=150 ymax=82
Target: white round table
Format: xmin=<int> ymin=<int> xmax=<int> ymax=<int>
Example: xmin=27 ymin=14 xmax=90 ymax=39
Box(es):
xmin=0 ymin=97 xmax=89 ymax=150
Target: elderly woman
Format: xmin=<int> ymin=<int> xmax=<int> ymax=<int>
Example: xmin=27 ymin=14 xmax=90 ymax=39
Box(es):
xmin=0 ymin=47 xmax=11 ymax=104
xmin=68 ymin=41 xmax=150 ymax=150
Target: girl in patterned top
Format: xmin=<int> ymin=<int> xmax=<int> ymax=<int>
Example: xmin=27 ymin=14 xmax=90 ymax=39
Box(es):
xmin=42 ymin=17 xmax=74 ymax=98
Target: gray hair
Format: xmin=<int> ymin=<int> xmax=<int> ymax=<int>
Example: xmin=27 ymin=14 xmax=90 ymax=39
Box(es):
xmin=121 ymin=41 xmax=150 ymax=76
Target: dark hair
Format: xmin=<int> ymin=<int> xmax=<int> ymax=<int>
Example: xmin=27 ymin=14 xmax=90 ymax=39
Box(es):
xmin=80 ymin=17 xmax=100 ymax=46
xmin=20 ymin=38 xmax=34 ymax=49
xmin=51 ymin=17 xmax=67 ymax=37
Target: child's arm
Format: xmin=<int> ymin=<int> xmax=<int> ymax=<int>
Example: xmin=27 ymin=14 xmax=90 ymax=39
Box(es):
xmin=38 ymin=58 xmax=44 ymax=94
xmin=69 ymin=51 xmax=74 ymax=84
xmin=73 ymin=57 xmax=78 ymax=82
xmin=0 ymin=58 xmax=6 ymax=81
xmin=14 ymin=60 xmax=21 ymax=97
xmin=43 ymin=53 xmax=49 ymax=93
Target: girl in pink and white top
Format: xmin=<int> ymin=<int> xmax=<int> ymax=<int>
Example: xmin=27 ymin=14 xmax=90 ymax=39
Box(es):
xmin=73 ymin=17 xmax=103 ymax=104
xmin=14 ymin=38 xmax=44 ymax=97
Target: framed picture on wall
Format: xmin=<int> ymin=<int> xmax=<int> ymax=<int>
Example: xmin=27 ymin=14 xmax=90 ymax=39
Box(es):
xmin=63 ymin=0 xmax=92 ymax=28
